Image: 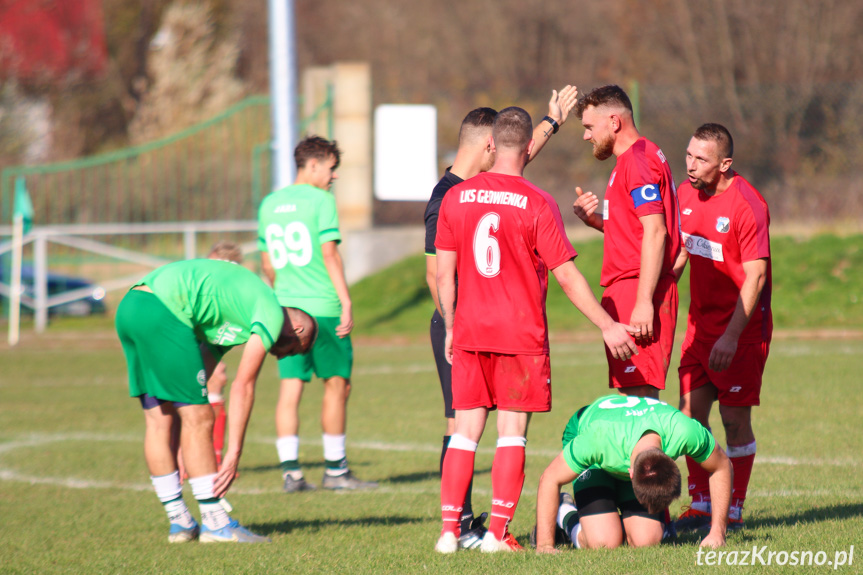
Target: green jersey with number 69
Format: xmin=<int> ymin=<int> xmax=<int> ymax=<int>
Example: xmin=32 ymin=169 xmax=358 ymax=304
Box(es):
xmin=136 ymin=259 xmax=285 ymax=352
xmin=561 ymin=395 xmax=715 ymax=481
xmin=258 ymin=184 xmax=342 ymax=316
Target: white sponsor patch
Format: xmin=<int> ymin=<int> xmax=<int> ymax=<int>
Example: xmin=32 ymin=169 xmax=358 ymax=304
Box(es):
xmin=683 ymin=232 xmax=724 ymax=262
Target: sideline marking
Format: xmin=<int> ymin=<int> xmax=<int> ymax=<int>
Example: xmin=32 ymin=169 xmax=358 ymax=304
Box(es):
xmin=0 ymin=433 xmax=859 ymax=496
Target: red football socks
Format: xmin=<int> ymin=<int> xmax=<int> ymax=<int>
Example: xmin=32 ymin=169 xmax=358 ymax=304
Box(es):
xmin=211 ymin=401 xmax=226 ymax=466
xmin=488 ymin=444 xmax=526 ymax=540
xmin=685 ymin=455 xmax=712 ymax=504
xmin=728 ymin=442 xmax=756 ymax=510
xmin=440 ymin=447 xmax=476 ymax=536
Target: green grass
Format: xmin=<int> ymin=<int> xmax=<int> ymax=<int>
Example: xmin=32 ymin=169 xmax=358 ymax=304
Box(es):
xmin=2 ymin=234 xmax=862 ymax=573
xmin=2 ymin=336 xmax=862 ymax=573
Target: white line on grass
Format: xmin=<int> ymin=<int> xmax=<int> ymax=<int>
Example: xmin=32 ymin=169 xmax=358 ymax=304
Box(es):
xmin=749 ymin=488 xmax=863 ymax=498
xmin=0 ymin=433 xmax=859 ymax=496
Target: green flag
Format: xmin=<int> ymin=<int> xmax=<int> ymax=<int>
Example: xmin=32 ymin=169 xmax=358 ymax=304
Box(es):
xmin=13 ymin=176 xmax=33 ymax=234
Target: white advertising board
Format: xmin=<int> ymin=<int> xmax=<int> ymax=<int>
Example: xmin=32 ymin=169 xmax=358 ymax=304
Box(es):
xmin=374 ymin=104 xmax=437 ymax=201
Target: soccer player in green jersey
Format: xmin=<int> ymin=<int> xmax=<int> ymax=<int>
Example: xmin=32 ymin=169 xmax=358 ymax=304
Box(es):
xmin=259 ymin=136 xmax=376 ymax=492
xmin=534 ymin=395 xmax=732 ymax=552
xmin=116 ymin=259 xmax=317 ymax=543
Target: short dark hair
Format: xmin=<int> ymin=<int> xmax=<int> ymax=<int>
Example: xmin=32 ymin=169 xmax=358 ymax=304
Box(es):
xmin=576 ymin=85 xmax=633 ymax=119
xmin=271 ymin=307 xmax=318 ymax=358
xmin=693 ymin=123 xmax=734 ymax=159
xmin=631 ymin=448 xmax=682 ymax=514
xmin=458 ymin=107 xmax=497 ymax=145
xmin=294 ymin=136 xmax=341 ymax=170
xmin=492 ymin=106 xmax=532 ymax=150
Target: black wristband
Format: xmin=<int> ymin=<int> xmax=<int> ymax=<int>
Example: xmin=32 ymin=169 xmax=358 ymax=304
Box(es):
xmin=542 ymin=115 xmax=560 ymax=134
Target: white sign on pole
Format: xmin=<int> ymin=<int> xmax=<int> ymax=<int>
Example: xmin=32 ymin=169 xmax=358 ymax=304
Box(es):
xmin=374 ymin=104 xmax=437 ymax=201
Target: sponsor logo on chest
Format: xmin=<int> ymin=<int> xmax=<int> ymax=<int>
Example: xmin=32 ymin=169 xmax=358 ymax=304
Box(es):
xmin=683 ymin=232 xmax=724 ymax=262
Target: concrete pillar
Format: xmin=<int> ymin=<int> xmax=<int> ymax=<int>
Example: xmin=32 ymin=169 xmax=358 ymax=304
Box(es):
xmin=301 ymin=62 xmax=372 ymax=232
xmin=332 ymin=62 xmax=372 ymax=231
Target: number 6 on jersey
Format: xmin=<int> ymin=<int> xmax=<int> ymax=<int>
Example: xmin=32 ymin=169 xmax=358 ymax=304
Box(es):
xmin=473 ymin=212 xmax=501 ymax=278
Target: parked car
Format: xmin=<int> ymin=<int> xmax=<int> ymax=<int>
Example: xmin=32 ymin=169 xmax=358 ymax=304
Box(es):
xmin=1 ymin=265 xmax=107 ymax=316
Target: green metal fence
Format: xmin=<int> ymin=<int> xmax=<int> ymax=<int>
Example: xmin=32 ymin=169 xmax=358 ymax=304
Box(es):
xmin=1 ymin=89 xmax=334 ymax=228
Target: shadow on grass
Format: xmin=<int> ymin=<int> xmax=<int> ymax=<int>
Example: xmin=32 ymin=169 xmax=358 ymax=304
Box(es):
xmin=747 ymin=502 xmax=863 ymax=530
xmin=669 ymin=502 xmax=863 ymax=546
xmin=243 ymin=460 xmax=375 ymax=474
xmin=386 ymin=466 xmax=491 ymax=484
xmin=241 ymin=463 xmax=491 ymax=485
xmin=251 ymin=515 xmax=430 ymax=535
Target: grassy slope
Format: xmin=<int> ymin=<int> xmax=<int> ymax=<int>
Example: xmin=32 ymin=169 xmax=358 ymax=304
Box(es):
xmin=353 ymin=234 xmax=863 ymax=338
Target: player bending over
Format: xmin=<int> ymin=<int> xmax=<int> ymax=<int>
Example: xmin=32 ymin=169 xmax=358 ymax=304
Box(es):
xmin=116 ymin=259 xmax=316 ymax=543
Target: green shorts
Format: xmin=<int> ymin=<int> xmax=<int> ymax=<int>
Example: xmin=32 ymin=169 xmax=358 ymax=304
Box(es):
xmin=115 ymin=290 xmax=209 ymax=405
xmin=277 ymin=316 xmax=352 ymax=381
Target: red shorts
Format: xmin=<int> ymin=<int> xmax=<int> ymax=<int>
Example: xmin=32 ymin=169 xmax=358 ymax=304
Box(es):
xmin=451 ymin=348 xmax=552 ymax=412
xmin=601 ymin=275 xmax=678 ymax=390
xmin=678 ymin=335 xmax=770 ymax=406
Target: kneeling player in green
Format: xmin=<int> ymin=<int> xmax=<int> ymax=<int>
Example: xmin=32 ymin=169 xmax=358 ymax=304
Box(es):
xmin=534 ymin=395 xmax=732 ymax=553
xmin=116 ymin=259 xmax=317 ymax=543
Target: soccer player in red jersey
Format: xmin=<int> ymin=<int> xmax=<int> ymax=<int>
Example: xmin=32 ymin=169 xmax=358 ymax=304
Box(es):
xmin=572 ymin=85 xmax=682 ymax=399
xmin=672 ymin=124 xmax=772 ymax=533
xmin=433 ymin=106 xmax=638 ymax=554
xmin=424 ymin=86 xmax=579 ymax=548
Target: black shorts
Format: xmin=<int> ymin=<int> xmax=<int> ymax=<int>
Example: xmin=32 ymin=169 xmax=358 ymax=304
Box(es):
xmin=430 ymin=309 xmax=454 ymax=418
xmin=573 ymin=468 xmax=663 ymax=522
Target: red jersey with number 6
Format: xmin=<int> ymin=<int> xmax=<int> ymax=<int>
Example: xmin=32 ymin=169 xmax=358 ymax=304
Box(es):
xmin=435 ymin=172 xmax=576 ymax=355
xmin=600 ymin=137 xmax=681 ymax=286
xmin=678 ymin=173 xmax=772 ymax=344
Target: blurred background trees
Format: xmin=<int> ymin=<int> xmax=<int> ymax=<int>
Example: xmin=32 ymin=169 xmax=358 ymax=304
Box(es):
xmin=1 ymin=0 xmax=862 ymax=222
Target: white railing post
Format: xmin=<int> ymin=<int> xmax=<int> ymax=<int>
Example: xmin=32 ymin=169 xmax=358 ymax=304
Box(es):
xmin=34 ymin=232 xmax=48 ymax=332
xmin=7 ymin=215 xmax=23 ymax=345
xmin=184 ymin=226 xmax=197 ymax=260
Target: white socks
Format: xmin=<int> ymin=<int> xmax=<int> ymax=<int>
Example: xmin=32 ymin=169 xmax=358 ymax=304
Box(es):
xmin=276 ymin=435 xmax=300 ymax=463
xmin=151 ymin=471 xmax=183 ymax=503
xmin=189 ymin=474 xmax=230 ymax=530
xmin=323 ymin=433 xmax=346 ymax=462
xmin=151 ymin=471 xmax=194 ymax=527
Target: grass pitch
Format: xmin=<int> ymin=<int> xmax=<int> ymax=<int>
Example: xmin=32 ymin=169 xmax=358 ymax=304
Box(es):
xmin=2 ymin=234 xmax=862 ymax=573
xmin=1 ymin=333 xmax=861 ymax=574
